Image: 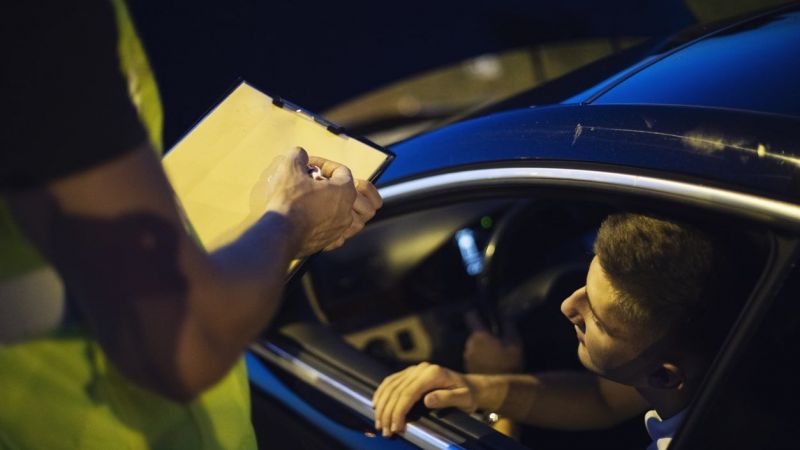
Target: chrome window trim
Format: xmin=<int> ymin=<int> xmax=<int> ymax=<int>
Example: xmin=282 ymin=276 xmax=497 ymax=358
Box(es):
xmin=250 ymin=342 xmax=465 ymax=450
xmin=379 ymin=168 xmax=800 ymax=228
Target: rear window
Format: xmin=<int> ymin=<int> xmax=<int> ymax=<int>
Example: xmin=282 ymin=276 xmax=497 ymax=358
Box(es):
xmin=593 ymin=9 xmax=800 ymax=118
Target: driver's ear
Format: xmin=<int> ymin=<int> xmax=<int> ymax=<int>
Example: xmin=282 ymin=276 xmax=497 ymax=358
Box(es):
xmin=647 ymin=363 xmax=685 ymax=390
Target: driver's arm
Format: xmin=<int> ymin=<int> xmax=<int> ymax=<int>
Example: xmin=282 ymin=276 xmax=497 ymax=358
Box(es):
xmin=478 ymin=370 xmax=648 ymax=430
xmin=6 ymin=144 xmax=380 ymax=402
xmin=373 ymin=363 xmax=647 ymax=436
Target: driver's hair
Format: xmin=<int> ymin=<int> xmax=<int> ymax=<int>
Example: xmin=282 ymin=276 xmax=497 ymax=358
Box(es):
xmin=593 ymin=213 xmax=742 ymax=355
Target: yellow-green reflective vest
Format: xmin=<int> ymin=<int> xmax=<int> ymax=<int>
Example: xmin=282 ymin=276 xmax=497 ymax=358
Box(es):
xmin=0 ymin=2 xmax=256 ymax=448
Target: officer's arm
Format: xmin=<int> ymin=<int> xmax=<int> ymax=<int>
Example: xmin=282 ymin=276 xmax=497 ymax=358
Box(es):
xmin=5 ymin=142 xmax=376 ymax=402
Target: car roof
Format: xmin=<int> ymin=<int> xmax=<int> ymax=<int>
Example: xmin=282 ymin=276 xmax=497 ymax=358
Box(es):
xmin=382 ymin=5 xmax=800 ymax=203
xmin=587 ymin=6 xmax=800 ymax=117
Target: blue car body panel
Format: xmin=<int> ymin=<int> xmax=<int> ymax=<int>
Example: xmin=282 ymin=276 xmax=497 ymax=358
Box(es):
xmin=248 ymin=4 xmax=800 ymax=449
xmin=382 ymin=104 xmax=800 ymax=202
xmin=246 ymin=353 xmax=417 ymax=450
xmin=381 ymin=6 xmax=800 ymax=203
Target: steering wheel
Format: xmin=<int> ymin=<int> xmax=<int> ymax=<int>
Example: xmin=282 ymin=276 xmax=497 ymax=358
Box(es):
xmin=474 ymin=202 xmax=531 ymax=336
xmin=474 ymin=201 xmax=592 ymax=338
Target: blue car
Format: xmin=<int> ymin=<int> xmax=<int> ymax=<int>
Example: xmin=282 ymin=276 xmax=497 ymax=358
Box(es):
xmin=247 ymin=4 xmax=800 ymax=449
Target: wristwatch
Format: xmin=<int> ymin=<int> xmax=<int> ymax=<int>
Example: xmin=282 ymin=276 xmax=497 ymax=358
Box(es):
xmin=472 ymin=411 xmax=500 ymax=425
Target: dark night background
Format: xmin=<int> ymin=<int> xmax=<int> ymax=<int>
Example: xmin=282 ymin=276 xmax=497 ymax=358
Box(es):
xmin=128 ymin=0 xmax=699 ymax=148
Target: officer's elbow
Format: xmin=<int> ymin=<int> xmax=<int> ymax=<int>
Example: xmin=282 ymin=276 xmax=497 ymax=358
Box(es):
xmin=153 ymin=375 xmax=212 ymax=403
xmin=135 ymin=357 xmax=233 ymax=404
xmin=102 ymin=330 xmax=236 ymax=404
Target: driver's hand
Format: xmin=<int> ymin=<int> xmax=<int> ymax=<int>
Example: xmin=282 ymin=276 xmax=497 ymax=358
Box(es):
xmin=464 ymin=331 xmax=523 ymax=374
xmin=463 ymin=311 xmax=523 ymax=374
xmin=372 ymin=362 xmax=477 ymax=437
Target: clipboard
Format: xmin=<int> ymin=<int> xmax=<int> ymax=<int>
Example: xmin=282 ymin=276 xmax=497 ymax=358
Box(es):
xmin=162 ymin=80 xmax=394 ymax=280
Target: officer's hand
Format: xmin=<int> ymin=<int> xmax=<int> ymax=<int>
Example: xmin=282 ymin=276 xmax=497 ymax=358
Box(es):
xmin=372 ymin=362 xmax=477 ymax=437
xmin=265 ymin=147 xmax=357 ymax=257
xmin=323 ymin=178 xmax=382 ymax=251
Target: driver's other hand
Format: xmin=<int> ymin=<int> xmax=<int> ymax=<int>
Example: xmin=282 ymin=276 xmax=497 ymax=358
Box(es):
xmin=265 ymin=147 xmax=357 ymax=257
xmin=372 ymin=362 xmax=476 ymax=437
xmin=323 ymin=178 xmax=382 ymax=251
xmin=463 ymin=311 xmax=523 ymax=374
xmin=464 ymin=330 xmax=523 ymax=374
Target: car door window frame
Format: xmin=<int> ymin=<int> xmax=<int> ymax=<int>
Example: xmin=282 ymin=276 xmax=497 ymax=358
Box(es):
xmin=252 ymin=165 xmax=800 ymax=449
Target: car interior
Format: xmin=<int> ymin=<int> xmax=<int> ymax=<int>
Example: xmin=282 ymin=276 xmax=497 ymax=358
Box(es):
xmin=251 ymin=187 xmax=770 ymax=450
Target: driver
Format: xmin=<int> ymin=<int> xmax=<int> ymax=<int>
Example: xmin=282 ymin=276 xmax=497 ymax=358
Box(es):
xmin=372 ymin=213 xmax=746 ymax=450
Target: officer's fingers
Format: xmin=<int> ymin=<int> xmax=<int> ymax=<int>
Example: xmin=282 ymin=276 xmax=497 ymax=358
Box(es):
xmin=317 ymin=211 xmax=352 ymax=253
xmin=308 ymin=156 xmax=349 ymax=180
xmin=341 ymin=214 xmax=365 ymax=241
xmin=424 ymin=387 xmax=474 ymax=411
xmin=353 ymin=193 xmax=376 ymax=221
xmin=355 ymin=179 xmax=383 ymax=209
xmin=322 ymin=237 xmax=346 ymax=252
xmin=329 ymin=165 xmax=354 ymax=188
xmin=287 ymin=147 xmax=310 ymax=174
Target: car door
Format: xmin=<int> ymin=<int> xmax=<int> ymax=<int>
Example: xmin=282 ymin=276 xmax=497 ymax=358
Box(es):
xmin=243 ymin=6 xmax=800 ymax=447
xmin=246 ymin=159 xmax=800 ymax=449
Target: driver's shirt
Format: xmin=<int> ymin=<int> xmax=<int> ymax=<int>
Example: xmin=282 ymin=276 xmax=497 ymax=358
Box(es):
xmin=0 ymin=2 xmax=255 ymax=449
xmin=644 ymin=409 xmax=687 ymax=450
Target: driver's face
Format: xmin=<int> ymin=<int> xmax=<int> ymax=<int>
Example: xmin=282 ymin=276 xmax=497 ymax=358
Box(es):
xmin=560 ymin=256 xmax=656 ymax=386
